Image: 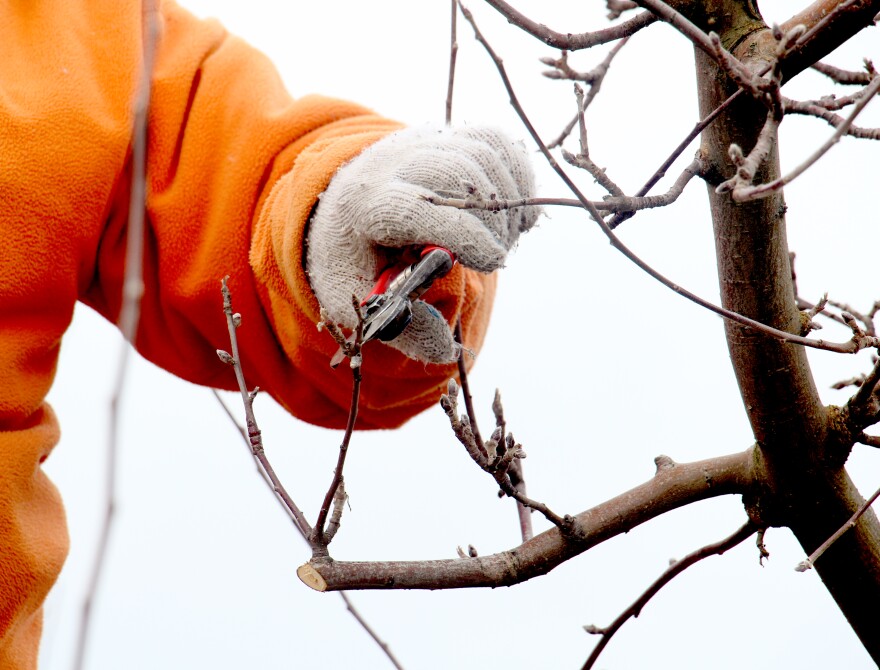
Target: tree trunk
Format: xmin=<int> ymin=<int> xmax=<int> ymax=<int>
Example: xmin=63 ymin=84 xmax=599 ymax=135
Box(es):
xmin=689 ymin=3 xmax=880 ymax=660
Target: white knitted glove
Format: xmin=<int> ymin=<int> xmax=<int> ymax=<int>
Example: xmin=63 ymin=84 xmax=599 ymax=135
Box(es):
xmin=306 ymin=125 xmax=538 ymax=363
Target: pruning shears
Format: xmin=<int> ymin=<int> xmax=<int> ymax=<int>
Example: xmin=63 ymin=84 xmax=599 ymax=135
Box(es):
xmin=330 ymin=246 xmax=456 ymax=367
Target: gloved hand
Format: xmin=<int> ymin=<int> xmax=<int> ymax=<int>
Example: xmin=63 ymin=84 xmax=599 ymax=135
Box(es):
xmin=306 ymin=125 xmax=539 ymax=363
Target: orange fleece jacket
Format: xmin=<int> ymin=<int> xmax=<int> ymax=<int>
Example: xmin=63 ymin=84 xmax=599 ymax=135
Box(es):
xmin=0 ymin=2 xmax=496 ymax=666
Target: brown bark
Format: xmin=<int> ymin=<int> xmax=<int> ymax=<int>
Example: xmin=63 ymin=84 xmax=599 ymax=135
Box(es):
xmin=781 ymin=0 xmax=880 ymax=80
xmin=688 ymin=1 xmax=880 ymax=659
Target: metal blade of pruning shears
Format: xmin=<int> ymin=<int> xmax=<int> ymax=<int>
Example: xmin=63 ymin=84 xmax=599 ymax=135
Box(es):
xmin=329 ymin=246 xmax=456 ymax=367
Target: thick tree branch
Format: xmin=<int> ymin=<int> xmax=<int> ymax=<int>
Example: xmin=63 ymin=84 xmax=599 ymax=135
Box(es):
xmin=781 ymin=0 xmax=880 ymax=80
xmin=296 ymin=450 xmax=754 ymax=591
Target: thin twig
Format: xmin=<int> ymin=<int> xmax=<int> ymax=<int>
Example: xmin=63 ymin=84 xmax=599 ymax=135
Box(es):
xmin=784 ymin=96 xmax=880 ymax=139
xmin=563 ymin=104 xmax=625 ymax=196
xmin=546 ymin=115 xmax=581 ymax=151
xmin=709 ymin=31 xmax=764 ymax=95
xmin=608 ymin=88 xmax=743 ymax=228
xmin=756 ymin=528 xmax=771 ymax=565
xmin=312 ymin=299 xmax=364 ymax=553
xmin=73 ymin=4 xmax=158 ymax=669
xmin=425 ymin=194 xmax=584 ymax=210
xmin=212 ymin=389 xmax=294 ymax=504
xmin=567 ymin=154 xmax=699 ymax=206
xmin=441 ymin=378 xmax=570 ymax=531
xmin=219 ymin=279 xmax=312 ymax=538
xmin=713 ymin=27 xmax=794 ymax=197
xmin=832 ymin=374 xmax=866 ymax=390
xmin=812 ymin=59 xmax=875 ymax=85
xmin=213 ymin=314 xmax=405 ymax=670
xmin=716 ymin=107 xmax=783 ymax=197
xmin=802 ymin=293 xmax=829 ymax=334
xmin=796 ymin=484 xmax=880 ymax=572
xmin=581 ymin=522 xmax=756 ymax=670
xmin=211 ymin=397 xmax=404 ymax=670
xmin=324 ymin=480 xmax=348 ymax=545
xmin=424 ymin=158 xmax=701 ymax=214
xmin=484 ymin=0 xmax=657 ymax=50
xmin=825 ymin=298 xmax=877 ymax=331
xmin=800 ymin=79 xmax=877 ymax=111
xmin=457 ymin=1 xmax=878 ymax=356
xmin=493 ymin=390 xmax=533 ymax=542
xmin=575 ymin=85 xmax=591 ymax=159
xmin=508 ymin=459 xmax=533 ymax=542
xmin=445 ymin=0 xmax=458 ymax=124
xmin=495 ymin=457 xmax=570 ymax=531
xmin=611 ymin=4 xmax=864 ymax=227
xmin=546 ymin=39 xmax=630 ymax=149
xmin=857 ymin=433 xmax=880 ymax=447
xmin=851 ymin=355 xmax=880 ymax=407
xmin=578 ymin=34 xmax=627 ymax=111
xmin=454 ymin=319 xmax=484 ymax=451
xmin=541 ymin=38 xmax=630 ymax=85
xmin=213 ymin=388 xmax=250 ymax=443
xmin=338 ymin=593 xmax=407 ymax=670
xmin=607 ymin=0 xmax=638 ymax=20
xmin=797 ymin=295 xmax=854 ymax=331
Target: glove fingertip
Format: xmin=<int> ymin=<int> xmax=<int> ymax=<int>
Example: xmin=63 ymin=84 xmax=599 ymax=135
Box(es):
xmin=386 ymin=300 xmax=460 ymax=364
xmin=452 ymin=238 xmax=507 ymax=273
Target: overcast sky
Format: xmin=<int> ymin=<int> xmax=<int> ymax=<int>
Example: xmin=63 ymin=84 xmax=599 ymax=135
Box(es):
xmin=42 ymin=2 xmax=880 ymax=669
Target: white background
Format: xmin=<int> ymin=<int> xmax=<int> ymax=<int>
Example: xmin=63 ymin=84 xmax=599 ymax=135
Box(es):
xmin=41 ymin=1 xmax=880 ymax=669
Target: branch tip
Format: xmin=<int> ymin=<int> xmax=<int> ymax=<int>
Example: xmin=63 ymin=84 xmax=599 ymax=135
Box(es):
xmin=795 ymin=559 xmax=813 ymax=572
xmin=756 ymin=528 xmax=770 ymax=566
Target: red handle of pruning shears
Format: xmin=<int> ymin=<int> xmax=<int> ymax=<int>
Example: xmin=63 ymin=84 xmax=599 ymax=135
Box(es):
xmin=359 ymin=246 xmax=455 ymax=305
xmin=329 ymin=246 xmax=456 ymax=367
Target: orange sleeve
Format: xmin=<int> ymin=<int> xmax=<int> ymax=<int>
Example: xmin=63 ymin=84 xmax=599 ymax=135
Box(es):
xmin=0 ymin=2 xmax=495 ymax=665
xmin=81 ymin=1 xmax=497 ymax=429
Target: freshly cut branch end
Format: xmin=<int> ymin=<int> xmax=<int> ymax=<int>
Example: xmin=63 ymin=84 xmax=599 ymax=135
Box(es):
xmin=298 ymin=563 xmax=330 ymax=591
